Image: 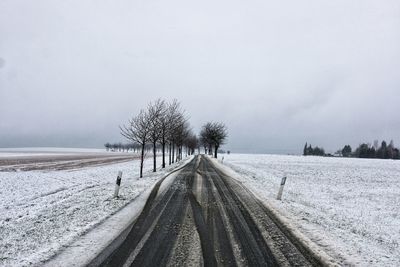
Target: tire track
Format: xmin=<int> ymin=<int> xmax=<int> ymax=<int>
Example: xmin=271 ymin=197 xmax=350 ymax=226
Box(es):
xmin=202 ymin=158 xmax=278 ymax=266
xmin=98 ymin=160 xmax=194 ymax=267
xmin=186 ymin=169 xmax=218 ymax=267
xmin=199 ymin=159 xmax=238 ymax=266
xmin=93 ymin=155 xmax=320 ymax=267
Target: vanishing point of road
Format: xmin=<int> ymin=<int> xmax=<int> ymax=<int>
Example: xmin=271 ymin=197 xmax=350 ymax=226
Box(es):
xmin=91 ymin=155 xmax=323 ymax=267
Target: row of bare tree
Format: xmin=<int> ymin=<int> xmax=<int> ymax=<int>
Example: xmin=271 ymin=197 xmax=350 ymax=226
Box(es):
xmin=104 ymin=142 xmax=160 ymax=153
xmin=119 ymin=99 xmax=228 ymax=178
xmin=104 ymin=142 xmax=139 ymax=152
xmin=120 ymin=99 xmax=194 ymax=177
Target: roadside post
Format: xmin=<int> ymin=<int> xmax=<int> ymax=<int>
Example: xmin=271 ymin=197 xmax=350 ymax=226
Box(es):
xmin=114 ymin=171 xmax=123 ymax=198
xmin=276 ymin=176 xmax=287 ymax=200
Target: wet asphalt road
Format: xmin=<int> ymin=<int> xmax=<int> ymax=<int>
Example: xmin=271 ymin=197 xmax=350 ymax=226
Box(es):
xmin=93 ymin=155 xmax=321 ymax=267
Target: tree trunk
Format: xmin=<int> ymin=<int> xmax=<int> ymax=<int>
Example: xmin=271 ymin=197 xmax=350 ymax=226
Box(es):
xmin=172 ymin=143 xmax=175 ymax=163
xmin=153 ymin=141 xmax=157 ymax=172
xmin=140 ymin=143 xmax=145 ymax=178
xmin=169 ymin=143 xmax=172 ymax=165
xmin=162 ymin=136 xmax=166 ymax=168
xmin=214 ymin=145 xmax=219 ymax=158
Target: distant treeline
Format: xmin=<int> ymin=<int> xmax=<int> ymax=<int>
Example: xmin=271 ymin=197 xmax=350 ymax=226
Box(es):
xmin=303 ymin=143 xmax=326 ymax=156
xmin=104 ymin=142 xmax=140 ymax=152
xmin=303 ymin=140 xmax=400 ymax=160
xmin=339 ymin=140 xmax=400 ymax=159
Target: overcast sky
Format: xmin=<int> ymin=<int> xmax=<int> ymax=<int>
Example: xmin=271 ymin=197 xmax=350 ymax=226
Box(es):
xmin=1 ymin=0 xmax=399 ymax=153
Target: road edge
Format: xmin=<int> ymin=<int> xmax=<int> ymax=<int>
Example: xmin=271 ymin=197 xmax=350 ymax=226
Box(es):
xmin=41 ymin=157 xmax=193 ymax=267
xmin=208 ymin=156 xmax=340 ymax=267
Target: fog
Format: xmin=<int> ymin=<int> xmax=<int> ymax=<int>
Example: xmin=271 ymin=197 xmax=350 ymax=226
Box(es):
xmin=1 ymin=0 xmax=399 ymax=153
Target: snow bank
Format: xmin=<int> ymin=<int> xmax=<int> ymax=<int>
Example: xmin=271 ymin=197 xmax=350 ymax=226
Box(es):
xmin=221 ymin=154 xmax=400 ymax=266
xmin=0 ymin=155 xmax=190 ymax=267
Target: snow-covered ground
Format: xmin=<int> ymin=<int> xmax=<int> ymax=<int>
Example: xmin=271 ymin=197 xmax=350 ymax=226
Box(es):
xmin=0 ymin=147 xmax=125 ymax=158
xmin=0 ymin=147 xmax=106 ymax=154
xmin=221 ymin=154 xmax=400 ymax=266
xmin=0 ymin=153 xmax=188 ymax=267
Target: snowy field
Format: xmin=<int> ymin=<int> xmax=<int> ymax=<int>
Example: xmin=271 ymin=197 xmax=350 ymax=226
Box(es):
xmin=0 ymin=148 xmax=136 ymax=172
xmin=0 ymin=147 xmax=106 ymax=154
xmin=222 ymin=154 xmax=400 ymax=266
xmin=0 ymin=151 xmax=187 ymax=267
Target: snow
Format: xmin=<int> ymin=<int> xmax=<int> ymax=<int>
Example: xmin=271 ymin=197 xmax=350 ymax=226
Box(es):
xmin=0 ymin=147 xmax=107 ymax=154
xmin=0 ymin=147 xmax=126 ymax=158
xmin=2 ymin=152 xmax=398 ymax=266
xmin=0 ymin=154 xmax=190 ymax=267
xmin=0 ymin=153 xmax=67 ymax=158
xmin=219 ymin=154 xmax=400 ymax=266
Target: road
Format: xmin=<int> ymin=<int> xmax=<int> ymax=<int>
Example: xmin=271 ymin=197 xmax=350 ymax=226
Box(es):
xmin=92 ymin=155 xmax=322 ymax=267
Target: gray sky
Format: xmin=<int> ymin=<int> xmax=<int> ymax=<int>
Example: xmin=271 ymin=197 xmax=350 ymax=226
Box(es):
xmin=1 ymin=0 xmax=399 ymax=154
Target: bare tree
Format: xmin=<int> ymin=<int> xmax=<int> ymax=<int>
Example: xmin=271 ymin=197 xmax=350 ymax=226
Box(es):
xmin=199 ymin=136 xmax=208 ymax=155
xmin=200 ymin=122 xmax=228 ymax=158
xmin=120 ymin=110 xmax=150 ymax=178
xmin=147 ymin=99 xmax=166 ymax=172
xmin=158 ymin=108 xmax=168 ymax=169
xmin=185 ymin=133 xmax=199 ymax=155
xmin=166 ymin=102 xmax=186 ymax=164
xmin=104 ymin=142 xmax=111 ymax=151
xmin=159 ymin=99 xmax=180 ymax=168
xmin=200 ymin=124 xmax=212 ymax=155
xmin=174 ymin=120 xmax=190 ymax=161
xmin=118 ymin=98 xmax=193 ymax=177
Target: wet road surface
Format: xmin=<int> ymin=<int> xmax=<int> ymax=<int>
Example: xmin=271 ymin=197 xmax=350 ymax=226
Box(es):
xmin=93 ymin=155 xmax=322 ymax=267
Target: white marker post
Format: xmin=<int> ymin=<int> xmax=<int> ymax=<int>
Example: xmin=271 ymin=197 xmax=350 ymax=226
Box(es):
xmin=114 ymin=171 xmax=123 ymax=198
xmin=277 ymin=176 xmax=287 ymax=200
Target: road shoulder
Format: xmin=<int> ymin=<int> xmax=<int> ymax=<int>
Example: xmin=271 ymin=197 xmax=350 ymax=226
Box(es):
xmin=42 ymin=157 xmax=192 ymax=267
xmin=208 ymin=156 xmax=339 ymax=266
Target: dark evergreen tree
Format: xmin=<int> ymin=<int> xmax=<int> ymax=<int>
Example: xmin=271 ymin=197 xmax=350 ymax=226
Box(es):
xmin=356 ymin=143 xmax=370 ymax=158
xmin=303 ymin=142 xmax=308 ymax=156
xmin=377 ymin=141 xmax=387 ymax=159
xmin=368 ymin=147 xmax=376 ymax=158
xmin=313 ymin=146 xmax=325 ymax=156
xmin=307 ymin=144 xmax=313 ymax=155
xmin=302 ymin=143 xmax=325 ymax=156
xmin=341 ymin=145 xmax=352 ymax=157
xmin=393 ymin=148 xmax=400 ymax=159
